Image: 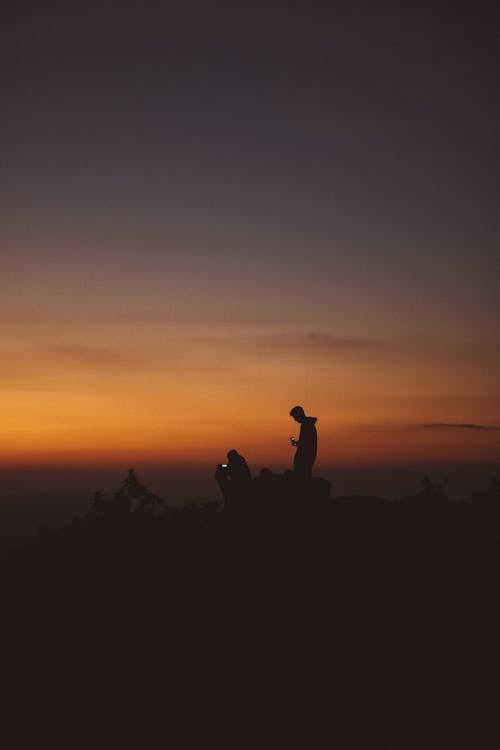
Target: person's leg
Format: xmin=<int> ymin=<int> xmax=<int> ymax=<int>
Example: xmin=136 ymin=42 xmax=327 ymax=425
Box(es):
xmin=294 ymin=457 xmax=312 ymax=481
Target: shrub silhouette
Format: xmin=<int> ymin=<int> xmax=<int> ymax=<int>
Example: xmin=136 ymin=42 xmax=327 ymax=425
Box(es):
xmin=88 ymin=468 xmax=164 ymax=520
xmin=470 ymin=471 xmax=500 ymax=509
xmin=418 ymin=475 xmax=448 ymax=501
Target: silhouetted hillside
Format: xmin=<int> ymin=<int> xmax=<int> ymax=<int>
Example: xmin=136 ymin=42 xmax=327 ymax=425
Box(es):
xmin=3 ymin=467 xmax=498 ymax=587
xmin=2 ymin=469 xmax=497 ymax=746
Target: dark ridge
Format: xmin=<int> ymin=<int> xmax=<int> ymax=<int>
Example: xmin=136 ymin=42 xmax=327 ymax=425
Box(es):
xmin=2 ymin=467 xmax=497 ymax=743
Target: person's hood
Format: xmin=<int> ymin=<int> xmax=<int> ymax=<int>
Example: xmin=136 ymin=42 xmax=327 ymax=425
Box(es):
xmin=304 ymin=416 xmax=317 ymax=425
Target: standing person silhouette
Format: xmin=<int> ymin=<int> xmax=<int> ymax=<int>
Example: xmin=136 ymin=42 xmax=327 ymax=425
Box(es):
xmin=289 ymin=406 xmax=317 ymax=481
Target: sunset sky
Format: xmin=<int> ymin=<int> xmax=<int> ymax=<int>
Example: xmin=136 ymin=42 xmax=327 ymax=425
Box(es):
xmin=2 ymin=2 xmax=499 ymax=491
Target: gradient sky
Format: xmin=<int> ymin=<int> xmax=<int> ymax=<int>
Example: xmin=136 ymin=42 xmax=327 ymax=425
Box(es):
xmin=2 ymin=2 xmax=499 ymax=477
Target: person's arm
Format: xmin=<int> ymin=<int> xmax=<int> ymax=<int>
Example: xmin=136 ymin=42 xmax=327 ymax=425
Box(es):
xmin=292 ymin=423 xmax=305 ymax=447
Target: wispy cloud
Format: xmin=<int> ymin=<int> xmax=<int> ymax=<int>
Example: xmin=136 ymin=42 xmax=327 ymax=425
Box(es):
xmin=44 ymin=345 xmax=137 ymax=369
xmin=302 ymin=332 xmax=391 ymax=352
xmin=220 ymin=331 xmax=392 ymax=355
xmin=419 ymin=422 xmax=500 ymax=432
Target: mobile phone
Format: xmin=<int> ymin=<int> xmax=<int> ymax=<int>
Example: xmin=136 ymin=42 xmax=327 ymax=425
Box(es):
xmin=221 ymin=464 xmax=228 ymax=468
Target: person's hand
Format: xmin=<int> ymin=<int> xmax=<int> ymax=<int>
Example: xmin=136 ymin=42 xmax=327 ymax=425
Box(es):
xmin=290 ymin=437 xmax=297 ymax=446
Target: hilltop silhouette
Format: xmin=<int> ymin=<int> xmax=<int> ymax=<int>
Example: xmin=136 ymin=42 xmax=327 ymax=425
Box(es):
xmin=2 ymin=461 xmax=498 ymax=746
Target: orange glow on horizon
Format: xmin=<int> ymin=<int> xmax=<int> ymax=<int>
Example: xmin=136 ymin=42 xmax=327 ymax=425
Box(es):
xmin=1 ymin=321 xmax=499 ymax=470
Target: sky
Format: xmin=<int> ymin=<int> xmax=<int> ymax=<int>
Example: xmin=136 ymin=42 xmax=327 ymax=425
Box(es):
xmin=2 ymin=1 xmax=499 ymax=502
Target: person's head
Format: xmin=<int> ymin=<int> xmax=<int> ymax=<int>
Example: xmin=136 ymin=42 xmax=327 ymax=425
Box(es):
xmin=227 ymin=449 xmax=246 ymax=465
xmin=290 ymin=405 xmax=306 ymax=423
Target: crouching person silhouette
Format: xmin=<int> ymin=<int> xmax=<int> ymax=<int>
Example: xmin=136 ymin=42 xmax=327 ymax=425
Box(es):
xmin=289 ymin=405 xmax=317 ymax=481
xmin=215 ymin=449 xmax=252 ymax=512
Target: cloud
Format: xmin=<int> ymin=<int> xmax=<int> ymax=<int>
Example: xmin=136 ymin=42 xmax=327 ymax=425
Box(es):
xmin=302 ymin=332 xmax=391 ymax=352
xmin=239 ymin=331 xmax=387 ymax=348
xmin=0 ymin=307 xmax=288 ymax=330
xmin=172 ymin=331 xmax=393 ymax=371
xmin=419 ymin=423 xmax=500 ymax=432
xmin=230 ymin=331 xmax=500 ymax=365
xmin=43 ymin=345 xmax=138 ymax=369
xmin=241 ymin=332 xmax=394 ymax=360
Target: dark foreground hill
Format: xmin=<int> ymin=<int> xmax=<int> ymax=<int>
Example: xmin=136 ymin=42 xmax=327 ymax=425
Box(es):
xmin=2 ymin=470 xmax=498 ymax=746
